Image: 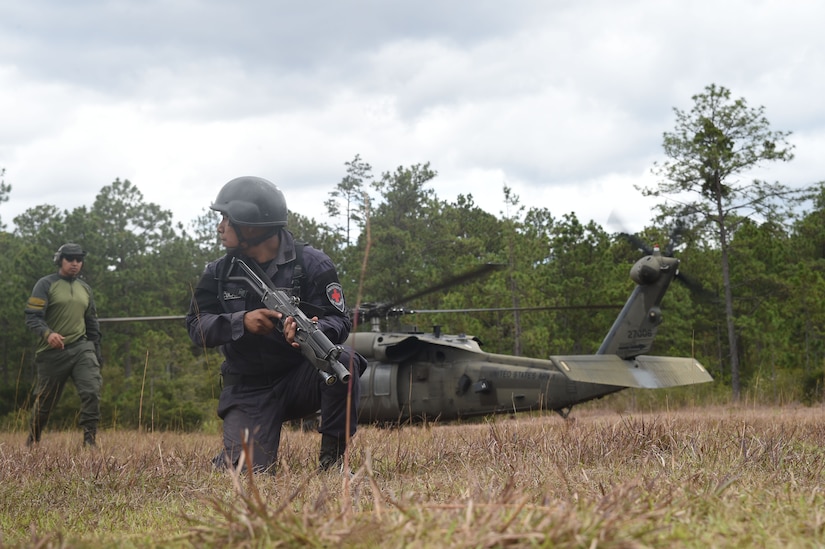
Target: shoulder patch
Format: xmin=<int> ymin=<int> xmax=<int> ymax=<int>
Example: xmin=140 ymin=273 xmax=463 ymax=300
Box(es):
xmin=326 ymin=283 xmax=346 ymax=313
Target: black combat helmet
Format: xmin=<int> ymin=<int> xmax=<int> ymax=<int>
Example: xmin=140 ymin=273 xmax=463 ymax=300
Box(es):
xmin=210 ymin=176 xmax=288 ymax=227
xmin=53 ymin=243 xmax=87 ymax=265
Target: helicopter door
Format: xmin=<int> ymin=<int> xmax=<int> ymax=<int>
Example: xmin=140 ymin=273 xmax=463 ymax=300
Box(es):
xmin=357 ymin=362 xmax=403 ymax=422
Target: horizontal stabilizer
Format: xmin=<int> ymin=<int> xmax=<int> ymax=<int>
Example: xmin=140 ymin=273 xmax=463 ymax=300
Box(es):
xmin=548 ymin=354 xmax=713 ymax=389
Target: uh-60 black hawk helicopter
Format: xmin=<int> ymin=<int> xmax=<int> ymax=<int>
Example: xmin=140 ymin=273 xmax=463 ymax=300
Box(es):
xmin=346 ymin=238 xmax=713 ymax=424
xmin=101 ymin=235 xmax=713 ymax=424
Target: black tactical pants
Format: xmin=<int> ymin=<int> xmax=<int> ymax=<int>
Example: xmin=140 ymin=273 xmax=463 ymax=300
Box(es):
xmin=215 ymin=355 xmax=360 ymax=473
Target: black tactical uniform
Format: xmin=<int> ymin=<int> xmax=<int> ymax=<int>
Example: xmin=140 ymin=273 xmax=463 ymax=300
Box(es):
xmin=186 ymin=177 xmax=363 ymax=473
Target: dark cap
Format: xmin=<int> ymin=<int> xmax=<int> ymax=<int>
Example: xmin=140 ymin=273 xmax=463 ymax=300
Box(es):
xmin=54 ymin=243 xmax=87 ymax=264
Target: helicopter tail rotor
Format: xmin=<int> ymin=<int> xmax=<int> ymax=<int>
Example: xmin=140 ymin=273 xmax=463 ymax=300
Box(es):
xmin=616 ymin=217 xmax=717 ymax=303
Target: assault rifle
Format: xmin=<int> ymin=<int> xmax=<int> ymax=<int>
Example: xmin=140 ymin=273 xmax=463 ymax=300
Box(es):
xmin=229 ymin=257 xmax=351 ymax=386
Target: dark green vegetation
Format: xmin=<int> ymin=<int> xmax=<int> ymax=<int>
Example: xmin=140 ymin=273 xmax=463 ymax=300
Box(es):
xmin=2 ymin=405 xmax=824 ymax=547
xmin=1 ymin=84 xmax=825 ymax=432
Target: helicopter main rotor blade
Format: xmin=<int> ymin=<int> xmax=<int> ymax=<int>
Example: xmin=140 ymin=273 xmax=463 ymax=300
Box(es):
xmin=387 ymin=263 xmax=506 ymax=308
xmin=404 ymin=304 xmax=624 ymax=314
xmin=99 ymin=315 xmax=186 ymax=323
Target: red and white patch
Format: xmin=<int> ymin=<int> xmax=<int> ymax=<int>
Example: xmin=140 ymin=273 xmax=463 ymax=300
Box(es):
xmin=326 ymin=283 xmax=346 ymax=313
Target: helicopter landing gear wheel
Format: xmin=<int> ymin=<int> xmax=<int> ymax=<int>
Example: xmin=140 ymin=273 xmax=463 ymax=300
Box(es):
xmin=554 ymin=406 xmax=574 ymax=419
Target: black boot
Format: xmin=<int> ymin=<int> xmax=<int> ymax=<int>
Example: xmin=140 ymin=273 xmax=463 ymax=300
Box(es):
xmin=26 ymin=424 xmax=41 ymax=447
xmin=83 ymin=428 xmax=97 ymax=447
xmin=318 ymin=433 xmax=346 ymax=471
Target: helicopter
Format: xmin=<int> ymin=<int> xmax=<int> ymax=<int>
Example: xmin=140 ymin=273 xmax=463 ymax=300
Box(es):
xmin=99 ymin=237 xmax=713 ymax=424
xmin=346 ymin=241 xmax=713 ymax=423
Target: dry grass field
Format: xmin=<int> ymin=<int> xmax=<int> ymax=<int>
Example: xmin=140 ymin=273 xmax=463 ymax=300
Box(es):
xmin=1 ymin=404 xmax=824 ymax=548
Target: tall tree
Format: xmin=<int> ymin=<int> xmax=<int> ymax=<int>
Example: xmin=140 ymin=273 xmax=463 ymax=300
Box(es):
xmin=360 ymin=163 xmax=440 ymax=307
xmin=287 ymin=210 xmax=341 ymax=265
xmin=643 ymin=83 xmax=797 ymax=399
xmin=727 ymin=220 xmax=794 ymax=389
xmin=414 ymin=193 xmax=507 ymax=349
xmin=789 ymin=183 xmax=825 ymax=379
xmin=325 ymin=154 xmax=372 ymax=246
xmin=544 ymin=214 xmax=625 ymax=355
xmin=0 ymin=232 xmax=31 ymax=391
xmin=501 ymin=186 xmax=526 ymax=355
xmin=187 ymin=208 xmax=223 ymax=263
xmin=80 ymin=179 xmax=189 ymax=378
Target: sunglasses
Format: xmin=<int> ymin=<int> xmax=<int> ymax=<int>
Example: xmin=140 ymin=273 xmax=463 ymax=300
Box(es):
xmin=64 ymin=255 xmax=84 ymax=263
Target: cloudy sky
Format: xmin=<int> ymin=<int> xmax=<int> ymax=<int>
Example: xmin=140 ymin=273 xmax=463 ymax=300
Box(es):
xmin=1 ymin=0 xmax=823 ymax=235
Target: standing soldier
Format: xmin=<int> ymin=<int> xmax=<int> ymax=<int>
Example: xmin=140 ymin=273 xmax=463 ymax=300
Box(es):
xmin=24 ymin=243 xmax=103 ymax=447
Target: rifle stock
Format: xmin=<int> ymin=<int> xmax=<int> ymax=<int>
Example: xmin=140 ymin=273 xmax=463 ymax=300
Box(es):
xmin=229 ymin=257 xmax=351 ymax=385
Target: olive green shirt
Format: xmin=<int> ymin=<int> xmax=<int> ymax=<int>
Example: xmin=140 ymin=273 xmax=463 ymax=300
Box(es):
xmin=24 ymin=272 xmax=101 ymax=355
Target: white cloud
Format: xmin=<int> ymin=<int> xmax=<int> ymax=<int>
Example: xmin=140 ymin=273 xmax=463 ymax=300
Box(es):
xmin=1 ymin=0 xmax=824 ymax=237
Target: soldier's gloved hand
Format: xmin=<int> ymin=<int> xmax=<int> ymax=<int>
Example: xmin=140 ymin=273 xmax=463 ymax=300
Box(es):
xmin=95 ymin=344 xmax=104 ymax=367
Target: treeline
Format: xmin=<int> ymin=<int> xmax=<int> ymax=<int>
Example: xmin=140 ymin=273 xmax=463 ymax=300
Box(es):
xmin=2 ymin=83 xmax=825 ymax=429
xmin=2 ymin=166 xmax=825 ymax=432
